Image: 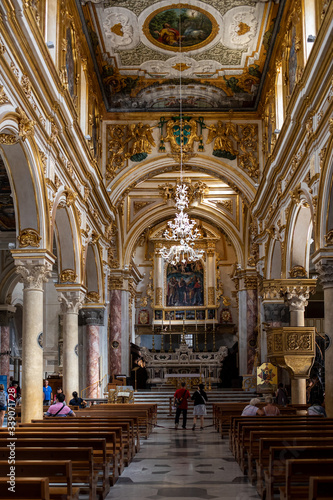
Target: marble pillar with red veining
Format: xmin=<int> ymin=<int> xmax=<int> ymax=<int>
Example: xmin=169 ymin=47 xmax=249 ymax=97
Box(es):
xmin=246 ymin=288 xmax=258 ymax=374
xmin=0 ymin=326 xmax=10 ymax=378
xmin=109 ymin=289 xmax=122 ymax=375
xmin=86 ymin=324 xmax=100 ymax=398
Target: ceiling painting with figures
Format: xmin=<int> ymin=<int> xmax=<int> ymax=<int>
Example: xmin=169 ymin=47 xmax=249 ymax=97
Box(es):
xmin=78 ymin=0 xmax=282 ymax=112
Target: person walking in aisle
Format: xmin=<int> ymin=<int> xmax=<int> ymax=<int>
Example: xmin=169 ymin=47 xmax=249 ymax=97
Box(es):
xmin=191 ymin=383 xmax=208 ymax=430
xmin=174 ymin=382 xmax=190 ymax=429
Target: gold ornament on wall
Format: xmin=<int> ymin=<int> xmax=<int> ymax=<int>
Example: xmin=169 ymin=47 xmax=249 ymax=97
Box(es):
xmin=289 ymin=265 xmax=307 ymax=278
xmin=59 ymin=269 xmax=77 ymax=283
xmin=16 ymin=107 xmax=35 ymax=141
xmin=0 ymin=85 xmax=10 ymax=105
xmin=86 ymin=291 xmax=100 ymax=302
xmin=0 ymin=134 xmax=19 ymax=145
xmin=17 ymin=228 xmax=41 ymax=248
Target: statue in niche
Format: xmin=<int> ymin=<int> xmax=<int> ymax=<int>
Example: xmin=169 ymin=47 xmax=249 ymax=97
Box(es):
xmin=206 ymin=121 xmax=240 ymax=160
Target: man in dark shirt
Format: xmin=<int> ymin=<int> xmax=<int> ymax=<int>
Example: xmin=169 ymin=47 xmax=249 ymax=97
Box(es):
xmin=173 ymin=382 xmax=190 ymax=429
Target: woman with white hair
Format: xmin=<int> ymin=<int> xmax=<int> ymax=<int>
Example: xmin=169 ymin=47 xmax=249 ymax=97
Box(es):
xmin=241 ymin=398 xmax=264 ymax=416
xmin=262 ymin=395 xmax=280 ymax=416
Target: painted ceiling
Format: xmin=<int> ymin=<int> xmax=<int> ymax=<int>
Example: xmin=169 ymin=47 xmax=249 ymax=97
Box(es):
xmin=78 ymin=0 xmax=284 ymax=112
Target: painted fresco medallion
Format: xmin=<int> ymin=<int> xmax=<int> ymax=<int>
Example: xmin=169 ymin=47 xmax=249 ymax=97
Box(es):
xmin=143 ymin=4 xmax=219 ymax=52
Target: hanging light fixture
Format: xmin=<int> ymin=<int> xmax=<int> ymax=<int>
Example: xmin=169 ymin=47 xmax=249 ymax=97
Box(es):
xmin=160 ymin=17 xmax=203 ymax=266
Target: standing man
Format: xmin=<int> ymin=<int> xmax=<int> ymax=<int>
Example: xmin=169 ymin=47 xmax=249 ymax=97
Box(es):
xmin=174 ymin=382 xmax=190 ymax=430
xmin=43 ymin=379 xmax=53 ymax=406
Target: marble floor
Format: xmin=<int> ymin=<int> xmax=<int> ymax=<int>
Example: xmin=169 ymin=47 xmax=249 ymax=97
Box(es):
xmin=105 ymin=419 xmax=259 ymax=500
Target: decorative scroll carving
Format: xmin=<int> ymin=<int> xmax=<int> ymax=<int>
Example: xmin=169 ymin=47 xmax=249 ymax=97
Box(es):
xmin=238 ymin=124 xmax=259 ymax=179
xmin=287 ymin=333 xmax=312 ymax=351
xmin=133 ymin=201 xmax=153 ymax=214
xmin=17 ymin=228 xmax=41 ymax=248
xmin=16 ymin=107 xmax=35 ymax=141
xmin=324 ymin=229 xmax=333 ymax=246
xmin=244 ymin=276 xmax=257 ymax=289
xmin=206 ymin=121 xmax=240 ymax=160
xmin=0 ymin=85 xmax=10 ymax=104
xmin=158 ymin=179 xmax=208 ymax=205
xmin=86 ymin=291 xmax=100 ymax=303
xmin=64 ymin=187 xmax=77 ymax=207
xmin=0 ymin=134 xmax=19 ymax=145
xmin=289 ymin=265 xmax=307 ymax=278
xmin=216 ymin=200 xmax=232 ymax=212
xmin=59 ymin=269 xmax=77 ymax=283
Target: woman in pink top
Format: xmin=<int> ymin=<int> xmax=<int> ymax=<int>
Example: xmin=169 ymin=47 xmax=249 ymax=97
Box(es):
xmin=263 ymin=395 xmax=280 ymax=416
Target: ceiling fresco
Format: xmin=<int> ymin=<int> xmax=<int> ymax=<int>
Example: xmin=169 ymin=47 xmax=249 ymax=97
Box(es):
xmin=79 ymin=0 xmax=285 ymax=112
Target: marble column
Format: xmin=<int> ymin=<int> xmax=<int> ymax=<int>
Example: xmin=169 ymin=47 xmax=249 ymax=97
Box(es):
xmin=285 ymin=288 xmax=309 ymax=404
xmin=316 ymin=261 xmax=333 ymax=417
xmin=80 ymin=309 xmax=104 ymax=398
xmin=56 ymin=286 xmax=86 ymax=400
xmin=109 ymin=288 xmax=122 ymax=376
xmin=14 ymin=258 xmax=53 ymax=423
xmin=0 ymin=305 xmax=16 ymax=381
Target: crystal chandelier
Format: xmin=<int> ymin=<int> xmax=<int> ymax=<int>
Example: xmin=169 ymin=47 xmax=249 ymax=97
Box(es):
xmin=159 ymin=30 xmax=203 ymax=265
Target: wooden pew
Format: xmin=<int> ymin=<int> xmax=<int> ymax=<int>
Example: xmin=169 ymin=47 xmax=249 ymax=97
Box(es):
xmin=239 ymin=424 xmax=333 ymax=473
xmin=0 ymin=447 xmax=96 ymax=500
xmin=0 ymin=428 xmax=121 ymax=482
xmin=308 ymin=476 xmax=333 ymax=500
xmin=260 ymin=443 xmax=333 ymax=500
xmin=17 ymin=423 xmax=129 ymax=469
xmin=0 ymin=438 xmax=109 ymax=498
xmin=0 ymin=460 xmax=79 ymax=500
xmin=279 ymin=459 xmax=333 ymax=500
xmin=0 ymin=477 xmax=50 ymax=500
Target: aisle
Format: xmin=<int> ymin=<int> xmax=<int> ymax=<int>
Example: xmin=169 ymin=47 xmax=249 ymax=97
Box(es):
xmin=105 ymin=419 xmax=259 ymax=500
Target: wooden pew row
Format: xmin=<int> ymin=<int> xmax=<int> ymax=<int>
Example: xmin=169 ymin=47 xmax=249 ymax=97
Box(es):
xmin=0 ymin=438 xmax=110 ymax=499
xmin=0 ymin=447 xmax=97 ymax=500
xmin=261 ymin=443 xmax=333 ymax=500
xmin=0 ymin=427 xmax=121 ymax=482
xmin=33 ymin=415 xmax=141 ymax=453
xmin=245 ymin=426 xmax=333 ymax=477
xmin=279 ymin=459 xmax=333 ymax=500
xmin=80 ymin=405 xmax=156 ymax=438
xmin=308 ymin=476 xmax=333 ymax=500
xmin=20 ymin=421 xmax=133 ymax=467
xmin=232 ymin=418 xmax=333 ymax=464
xmin=0 ymin=460 xmax=80 ymax=500
xmin=0 ymin=477 xmax=50 ymax=500
xmin=212 ymin=403 xmax=300 ymax=438
xmin=229 ymin=416 xmax=329 ymax=454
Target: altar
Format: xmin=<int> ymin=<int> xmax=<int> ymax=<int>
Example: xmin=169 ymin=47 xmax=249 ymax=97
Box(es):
xmin=140 ymin=343 xmax=228 ymax=387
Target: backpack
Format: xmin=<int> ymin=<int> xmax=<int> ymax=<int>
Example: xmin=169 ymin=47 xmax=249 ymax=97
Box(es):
xmin=0 ymin=392 xmax=6 ymax=406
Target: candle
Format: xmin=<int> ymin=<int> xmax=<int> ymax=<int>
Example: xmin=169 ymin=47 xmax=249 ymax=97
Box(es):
xmin=169 ymin=316 xmax=171 ymax=330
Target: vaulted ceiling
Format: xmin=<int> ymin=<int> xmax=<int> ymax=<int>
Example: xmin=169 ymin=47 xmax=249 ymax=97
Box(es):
xmin=78 ymin=0 xmax=285 ymax=112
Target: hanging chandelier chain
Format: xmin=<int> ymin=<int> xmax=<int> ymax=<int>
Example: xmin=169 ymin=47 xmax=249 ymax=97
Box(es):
xmin=159 ymin=8 xmax=203 ymax=265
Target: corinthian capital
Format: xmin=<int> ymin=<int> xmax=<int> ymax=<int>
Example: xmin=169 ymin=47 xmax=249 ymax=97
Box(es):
xmin=57 ymin=287 xmax=86 ymax=314
xmin=16 ymin=263 xmax=52 ymax=290
xmin=315 ymin=261 xmax=333 ymax=288
xmin=284 ymin=286 xmax=310 ymax=312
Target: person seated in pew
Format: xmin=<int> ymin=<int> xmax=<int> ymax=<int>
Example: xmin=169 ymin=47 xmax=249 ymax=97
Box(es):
xmin=241 ymin=398 xmax=264 ymax=416
xmin=69 ymin=391 xmax=87 ymax=408
xmin=307 ymin=399 xmax=327 ymax=417
xmin=53 ymin=387 xmax=65 ymax=403
xmin=262 ymin=395 xmax=280 ymax=416
xmin=45 ymin=393 xmax=76 ymax=417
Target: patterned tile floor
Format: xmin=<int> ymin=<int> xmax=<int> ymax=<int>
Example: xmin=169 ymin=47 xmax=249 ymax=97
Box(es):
xmin=105 ymin=419 xmax=259 ymax=500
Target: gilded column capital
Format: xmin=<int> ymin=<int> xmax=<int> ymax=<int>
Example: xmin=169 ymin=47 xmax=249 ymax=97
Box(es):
xmin=284 ymin=286 xmax=310 ymax=312
xmin=56 ymin=285 xmax=86 ymax=314
xmin=315 ymin=261 xmax=333 ymax=288
xmin=80 ymin=308 xmax=105 ymax=326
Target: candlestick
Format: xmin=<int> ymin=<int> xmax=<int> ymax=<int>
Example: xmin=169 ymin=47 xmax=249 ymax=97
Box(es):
xmin=152 ymin=331 xmax=156 ymax=353
xmin=203 ymin=327 xmax=207 ymax=352
xmin=160 ymin=329 xmax=165 ymax=353
xmin=195 ymin=332 xmax=199 ymax=352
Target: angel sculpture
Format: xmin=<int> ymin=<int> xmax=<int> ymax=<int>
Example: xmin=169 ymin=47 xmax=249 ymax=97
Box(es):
xmin=206 ymin=121 xmax=240 ymax=160
xmin=129 ymin=122 xmax=156 ymax=162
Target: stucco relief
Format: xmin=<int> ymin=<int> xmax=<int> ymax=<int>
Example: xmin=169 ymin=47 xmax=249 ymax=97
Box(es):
xmin=102 ymin=8 xmax=137 ymax=49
